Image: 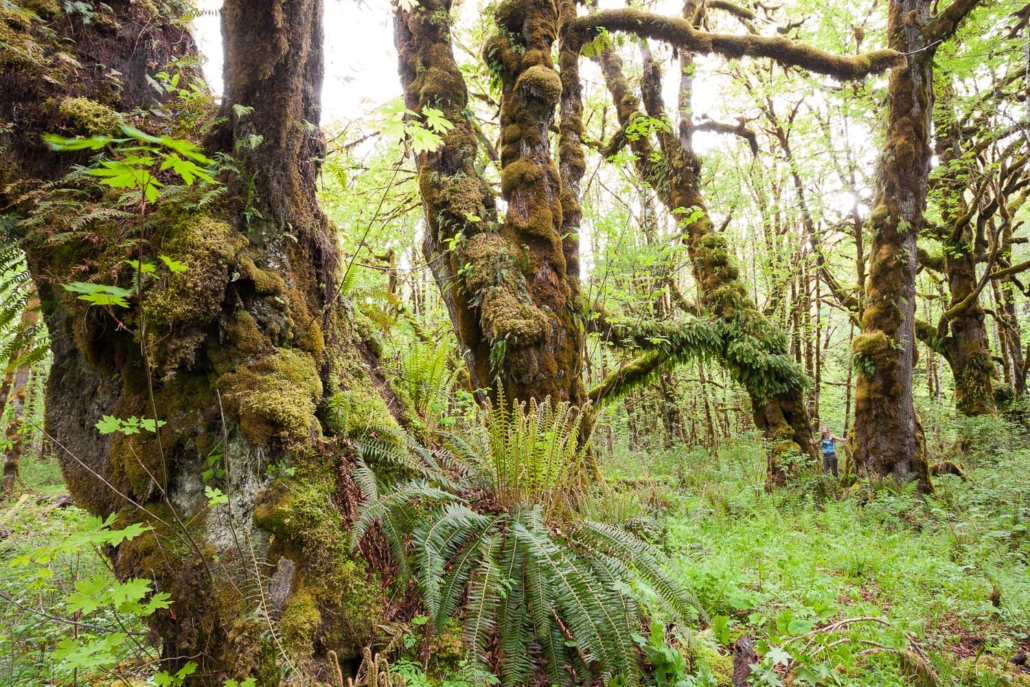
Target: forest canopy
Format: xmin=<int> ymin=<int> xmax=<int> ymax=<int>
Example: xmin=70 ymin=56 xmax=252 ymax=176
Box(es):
xmin=2 ymin=0 xmax=1030 ymax=685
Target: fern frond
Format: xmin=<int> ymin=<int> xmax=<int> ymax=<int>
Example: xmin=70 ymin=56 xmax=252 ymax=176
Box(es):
xmin=576 ymin=520 xmax=701 ymax=624
xmin=464 ymin=533 xmax=502 ymax=665
xmin=414 ymin=503 xmax=492 ymax=618
xmin=350 ymin=480 xmax=454 ymax=547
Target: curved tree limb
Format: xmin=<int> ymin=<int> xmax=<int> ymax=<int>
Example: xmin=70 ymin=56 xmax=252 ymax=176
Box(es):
xmin=570 ymin=9 xmax=902 ymax=80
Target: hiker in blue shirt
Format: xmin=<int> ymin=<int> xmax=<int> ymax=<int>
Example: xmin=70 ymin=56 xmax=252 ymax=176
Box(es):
xmin=820 ymin=425 xmax=845 ymax=477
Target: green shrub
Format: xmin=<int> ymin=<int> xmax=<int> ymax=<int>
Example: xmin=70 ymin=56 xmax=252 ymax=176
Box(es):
xmin=353 ymin=396 xmax=698 ymax=686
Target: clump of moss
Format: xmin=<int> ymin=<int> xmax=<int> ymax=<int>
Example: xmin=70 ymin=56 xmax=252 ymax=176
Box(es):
xmin=226 ymin=310 xmax=267 ymax=359
xmin=57 ymin=96 xmax=120 ymax=135
xmin=218 ymin=349 xmax=323 ymax=449
xmin=280 ymin=590 xmax=320 ymax=662
xmin=500 ymin=158 xmax=543 ymax=196
xmin=239 ymin=254 xmax=286 ymax=295
xmin=515 ymin=64 xmax=563 ymax=105
xmin=144 ymin=216 xmax=246 ymax=373
xmin=23 ymin=0 xmax=59 ymax=16
xmin=462 ymin=233 xmax=548 ymax=345
xmin=685 ymin=635 xmax=734 ymax=686
xmin=254 ymin=479 xmax=384 ymax=660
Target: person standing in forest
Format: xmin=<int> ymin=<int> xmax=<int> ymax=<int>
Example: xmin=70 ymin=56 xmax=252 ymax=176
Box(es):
xmin=820 ymin=426 xmax=845 ymax=477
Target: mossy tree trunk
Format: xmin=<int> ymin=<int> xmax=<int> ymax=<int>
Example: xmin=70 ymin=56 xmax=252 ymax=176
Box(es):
xmin=852 ymin=0 xmax=981 ymax=491
xmin=914 ymin=89 xmax=997 ymax=416
xmin=596 ymin=26 xmax=816 ymax=484
xmin=2 ymin=1 xmax=394 ymax=683
xmin=395 ymin=0 xmax=587 ymax=410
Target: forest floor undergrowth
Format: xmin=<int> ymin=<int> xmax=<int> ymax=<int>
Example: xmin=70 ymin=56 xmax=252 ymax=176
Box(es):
xmin=600 ymin=411 xmax=1030 ymax=686
xmin=1 ymin=411 xmax=1029 ymax=686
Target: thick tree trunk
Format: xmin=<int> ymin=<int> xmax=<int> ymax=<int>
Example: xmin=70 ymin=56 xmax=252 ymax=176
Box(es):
xmin=395 ymin=0 xmax=587 ymax=410
xmin=852 ymin=0 xmax=933 ymax=493
xmin=942 ymin=248 xmax=997 ymax=415
xmin=2 ymin=2 xmax=394 ymax=683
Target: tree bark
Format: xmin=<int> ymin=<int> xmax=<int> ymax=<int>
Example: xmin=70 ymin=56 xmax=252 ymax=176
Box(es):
xmin=2 ymin=1 xmax=395 ymax=682
xmin=395 ymin=0 xmax=587 ymax=410
xmin=852 ymin=0 xmax=935 ymax=493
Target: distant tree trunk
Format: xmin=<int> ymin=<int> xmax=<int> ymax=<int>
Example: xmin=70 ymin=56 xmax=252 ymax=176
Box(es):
xmin=2 ymin=1 xmax=396 ymax=682
xmin=659 ymin=369 xmax=683 ymax=446
xmin=395 ymin=0 xmax=587 ymax=410
xmin=918 ymin=89 xmax=997 ymax=416
xmin=1 ymin=292 xmax=39 ymax=493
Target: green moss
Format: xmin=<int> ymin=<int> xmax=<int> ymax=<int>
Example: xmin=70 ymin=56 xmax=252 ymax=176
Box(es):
xmin=239 ymin=254 xmax=286 ymax=295
xmin=686 ymin=636 xmax=733 ymax=686
xmin=143 ymin=215 xmax=246 ymax=373
xmin=227 ymin=311 xmax=267 ymax=359
xmin=495 ymin=0 xmax=532 ymax=31
xmin=0 ymin=6 xmax=39 ymax=67
xmin=254 ymin=479 xmax=384 ymax=659
xmin=502 ymin=124 xmax=522 ymax=144
xmin=23 ymin=0 xmax=59 ymax=17
xmin=217 ymin=349 xmax=322 ymax=449
xmin=280 ymin=590 xmax=321 ymax=660
xmin=57 ymin=96 xmax=120 ymax=135
xmin=515 ymin=64 xmax=563 ymax=105
xmin=500 ymin=158 xmax=543 ymax=196
xmin=326 ymin=385 xmax=394 ymax=438
xmin=462 ymin=233 xmax=549 ymax=345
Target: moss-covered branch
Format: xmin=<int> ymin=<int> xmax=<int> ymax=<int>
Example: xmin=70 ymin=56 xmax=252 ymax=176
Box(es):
xmin=693 ymin=116 xmax=759 ymax=154
xmin=990 ymin=259 xmax=1030 ymax=280
xmin=925 ymin=0 xmax=984 ymax=43
xmin=572 ymin=9 xmax=902 ymax=80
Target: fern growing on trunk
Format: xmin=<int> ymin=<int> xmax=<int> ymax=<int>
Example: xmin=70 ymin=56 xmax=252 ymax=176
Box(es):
xmin=353 ymin=395 xmax=697 ymax=686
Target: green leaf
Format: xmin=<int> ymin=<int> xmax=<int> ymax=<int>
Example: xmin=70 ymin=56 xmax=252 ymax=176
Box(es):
xmin=765 ymin=645 xmax=791 ymax=667
xmin=139 ymin=418 xmax=167 ymax=432
xmin=125 ymin=259 xmax=156 ymax=274
xmin=96 ymin=415 xmax=122 ymax=434
xmin=205 ymin=486 xmax=229 ymax=506
xmin=43 ymin=133 xmax=117 ymax=150
xmin=422 ymin=106 xmax=454 ymax=134
xmin=408 ymin=125 xmax=444 ymax=155
xmin=63 ymin=281 xmax=134 ymax=308
xmin=158 ymin=254 xmax=189 ymax=271
xmin=118 ymin=123 xmax=162 ymax=144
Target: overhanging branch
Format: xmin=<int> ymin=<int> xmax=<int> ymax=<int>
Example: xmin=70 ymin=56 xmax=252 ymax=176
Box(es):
xmin=571 ymin=9 xmax=902 ymax=80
